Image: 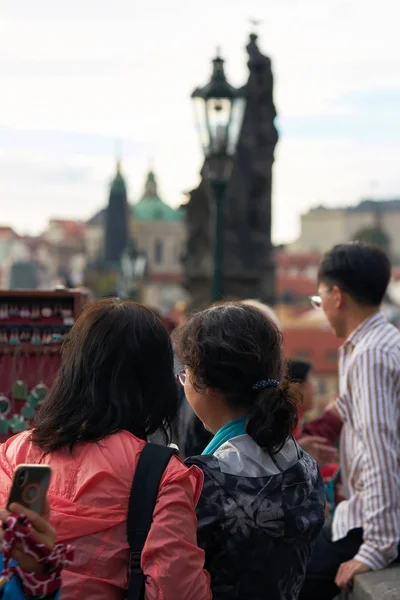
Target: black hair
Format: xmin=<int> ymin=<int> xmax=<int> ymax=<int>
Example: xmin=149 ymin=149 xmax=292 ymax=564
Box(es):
xmin=174 ymin=302 xmax=300 ymax=455
xmin=32 ymin=298 xmax=179 ymax=453
xmin=318 ymin=242 xmax=391 ymax=306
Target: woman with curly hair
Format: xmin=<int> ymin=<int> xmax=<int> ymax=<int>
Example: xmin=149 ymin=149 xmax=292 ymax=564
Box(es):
xmin=174 ymin=302 xmax=325 ymax=600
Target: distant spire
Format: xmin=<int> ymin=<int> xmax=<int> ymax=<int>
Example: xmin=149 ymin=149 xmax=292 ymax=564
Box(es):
xmin=144 ymin=169 xmax=157 ymax=197
xmin=114 ymin=139 xmax=122 ymax=177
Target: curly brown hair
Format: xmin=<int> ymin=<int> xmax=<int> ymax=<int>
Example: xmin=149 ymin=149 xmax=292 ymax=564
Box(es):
xmin=174 ymin=302 xmax=301 ymax=454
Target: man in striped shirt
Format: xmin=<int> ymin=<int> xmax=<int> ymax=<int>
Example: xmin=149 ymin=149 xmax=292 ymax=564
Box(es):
xmin=300 ymin=242 xmax=400 ymax=599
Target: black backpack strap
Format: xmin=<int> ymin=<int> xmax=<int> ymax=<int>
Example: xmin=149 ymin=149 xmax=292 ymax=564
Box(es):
xmin=127 ymin=443 xmax=176 ymax=600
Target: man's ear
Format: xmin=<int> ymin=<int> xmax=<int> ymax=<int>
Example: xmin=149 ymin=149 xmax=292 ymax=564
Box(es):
xmin=332 ymin=285 xmax=345 ymax=309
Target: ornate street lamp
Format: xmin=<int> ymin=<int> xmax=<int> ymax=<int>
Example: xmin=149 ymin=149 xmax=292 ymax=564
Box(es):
xmin=118 ymin=240 xmax=147 ymax=300
xmin=192 ymin=51 xmax=246 ymax=301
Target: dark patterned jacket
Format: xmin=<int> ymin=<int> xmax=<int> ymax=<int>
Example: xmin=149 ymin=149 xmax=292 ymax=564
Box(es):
xmin=186 ymin=435 xmax=325 ymax=600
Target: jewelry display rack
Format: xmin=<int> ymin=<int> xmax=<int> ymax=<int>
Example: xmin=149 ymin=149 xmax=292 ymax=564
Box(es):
xmin=0 ymin=288 xmax=88 ymax=441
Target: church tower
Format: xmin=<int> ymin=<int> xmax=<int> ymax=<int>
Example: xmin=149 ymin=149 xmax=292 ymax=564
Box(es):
xmin=104 ymin=161 xmax=129 ymax=263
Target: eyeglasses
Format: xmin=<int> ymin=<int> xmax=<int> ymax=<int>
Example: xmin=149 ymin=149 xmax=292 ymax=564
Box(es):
xmin=309 ymin=295 xmax=323 ymax=310
xmin=177 ymin=370 xmax=186 ymax=386
xmin=309 ymin=288 xmax=332 ymax=311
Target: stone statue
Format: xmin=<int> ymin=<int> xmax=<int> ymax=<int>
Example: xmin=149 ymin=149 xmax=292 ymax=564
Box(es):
xmin=183 ymin=33 xmax=279 ymax=308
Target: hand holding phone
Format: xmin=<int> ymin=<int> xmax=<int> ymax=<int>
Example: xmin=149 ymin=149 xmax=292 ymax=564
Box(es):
xmin=0 ymin=498 xmax=56 ymax=574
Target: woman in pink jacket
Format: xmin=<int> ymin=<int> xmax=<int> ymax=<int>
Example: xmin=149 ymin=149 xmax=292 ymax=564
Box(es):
xmin=0 ymin=299 xmax=211 ymax=600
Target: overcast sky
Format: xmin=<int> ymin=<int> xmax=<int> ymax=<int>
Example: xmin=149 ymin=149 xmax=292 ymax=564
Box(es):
xmin=0 ymin=0 xmax=399 ymax=243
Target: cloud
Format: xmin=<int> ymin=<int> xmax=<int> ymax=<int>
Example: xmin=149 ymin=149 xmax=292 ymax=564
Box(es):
xmin=273 ymin=136 xmax=400 ymax=243
xmin=0 ymin=126 xmax=149 ymax=157
xmin=281 ymin=87 xmax=400 ymax=142
xmin=0 ymin=156 xmax=91 ymax=185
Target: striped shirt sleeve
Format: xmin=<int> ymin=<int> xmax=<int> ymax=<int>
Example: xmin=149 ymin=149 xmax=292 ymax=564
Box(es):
xmin=351 ymin=349 xmax=400 ymax=570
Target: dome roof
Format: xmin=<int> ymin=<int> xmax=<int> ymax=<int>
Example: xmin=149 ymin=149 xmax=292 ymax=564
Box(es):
xmin=133 ymin=171 xmax=182 ymax=223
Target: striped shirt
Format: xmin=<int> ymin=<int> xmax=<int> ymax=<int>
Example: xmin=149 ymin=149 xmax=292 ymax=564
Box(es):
xmin=332 ymin=312 xmax=400 ymax=570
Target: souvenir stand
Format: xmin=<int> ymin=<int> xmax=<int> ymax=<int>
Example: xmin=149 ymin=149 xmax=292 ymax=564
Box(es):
xmin=0 ymin=289 xmax=88 ymax=442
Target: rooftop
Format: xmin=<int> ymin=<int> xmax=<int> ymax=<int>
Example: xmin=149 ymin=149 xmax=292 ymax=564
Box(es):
xmin=0 ymin=226 xmax=19 ymax=239
xmin=277 ymin=276 xmax=316 ymax=300
xmin=283 ymin=327 xmax=341 ymax=374
xmin=276 ymin=250 xmax=321 ymax=269
xmin=48 ymin=219 xmax=87 ymax=240
xmin=87 ymin=208 xmax=106 ymax=227
xmin=348 ymin=198 xmax=400 ymax=213
xmin=308 ymin=198 xmax=400 ymax=215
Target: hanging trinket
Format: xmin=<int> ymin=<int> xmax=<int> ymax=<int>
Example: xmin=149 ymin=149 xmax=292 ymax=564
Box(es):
xmin=20 ymin=330 xmax=30 ymax=342
xmin=62 ymin=306 xmax=73 ymax=318
xmin=41 ymin=306 xmax=52 ymax=318
xmin=10 ymin=330 xmax=19 ymax=345
xmin=27 ymin=383 xmax=48 ymax=408
xmin=0 ymin=393 xmax=11 ymax=418
xmin=8 ymin=415 xmax=27 ymax=434
xmin=31 ymin=306 xmax=40 ymax=320
xmin=22 ymin=403 xmax=35 ymax=420
xmin=31 ymin=329 xmax=41 ymax=345
xmin=12 ymin=380 xmax=28 ymax=401
xmin=0 ymin=419 xmax=9 ymax=435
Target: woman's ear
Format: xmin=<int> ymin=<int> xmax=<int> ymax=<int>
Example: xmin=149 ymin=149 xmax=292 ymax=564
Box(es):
xmin=205 ymin=387 xmax=218 ymax=398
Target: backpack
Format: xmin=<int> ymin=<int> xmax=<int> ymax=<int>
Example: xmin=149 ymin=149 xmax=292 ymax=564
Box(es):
xmin=127 ymin=443 xmax=176 ymax=600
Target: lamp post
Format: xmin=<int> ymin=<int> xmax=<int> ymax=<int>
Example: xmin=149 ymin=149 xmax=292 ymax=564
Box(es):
xmin=119 ymin=241 xmax=147 ymax=301
xmin=192 ymin=51 xmax=246 ymax=302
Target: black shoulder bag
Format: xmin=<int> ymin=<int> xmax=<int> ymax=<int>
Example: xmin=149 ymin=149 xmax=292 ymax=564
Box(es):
xmin=127 ymin=443 xmax=176 ymax=600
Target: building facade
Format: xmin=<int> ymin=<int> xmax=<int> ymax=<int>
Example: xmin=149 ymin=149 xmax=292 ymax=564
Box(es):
xmin=131 ymin=171 xmax=187 ymax=310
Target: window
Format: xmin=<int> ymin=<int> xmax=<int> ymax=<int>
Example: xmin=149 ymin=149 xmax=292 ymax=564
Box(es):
xmin=318 ymin=380 xmax=327 ymax=395
xmin=295 ymin=349 xmax=312 ymax=360
xmin=175 ymin=243 xmax=182 ymax=264
xmin=326 ymin=350 xmax=338 ymax=362
xmin=282 ymin=290 xmax=295 ymax=304
xmin=154 ymin=240 xmax=163 ymax=265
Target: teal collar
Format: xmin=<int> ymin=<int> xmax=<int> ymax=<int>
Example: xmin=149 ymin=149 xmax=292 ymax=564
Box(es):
xmin=202 ymin=416 xmax=247 ymax=455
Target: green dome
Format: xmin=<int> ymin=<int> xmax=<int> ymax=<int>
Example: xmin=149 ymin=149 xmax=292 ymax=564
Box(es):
xmin=133 ymin=171 xmax=182 ymax=222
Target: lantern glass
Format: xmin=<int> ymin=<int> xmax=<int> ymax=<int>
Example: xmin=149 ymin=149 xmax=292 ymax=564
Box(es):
xmin=227 ymin=96 xmax=245 ymax=156
xmin=206 ymin=97 xmax=232 ymax=155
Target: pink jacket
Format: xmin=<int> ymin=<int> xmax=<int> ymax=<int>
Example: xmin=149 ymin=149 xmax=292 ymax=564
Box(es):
xmin=0 ymin=430 xmax=211 ymax=600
